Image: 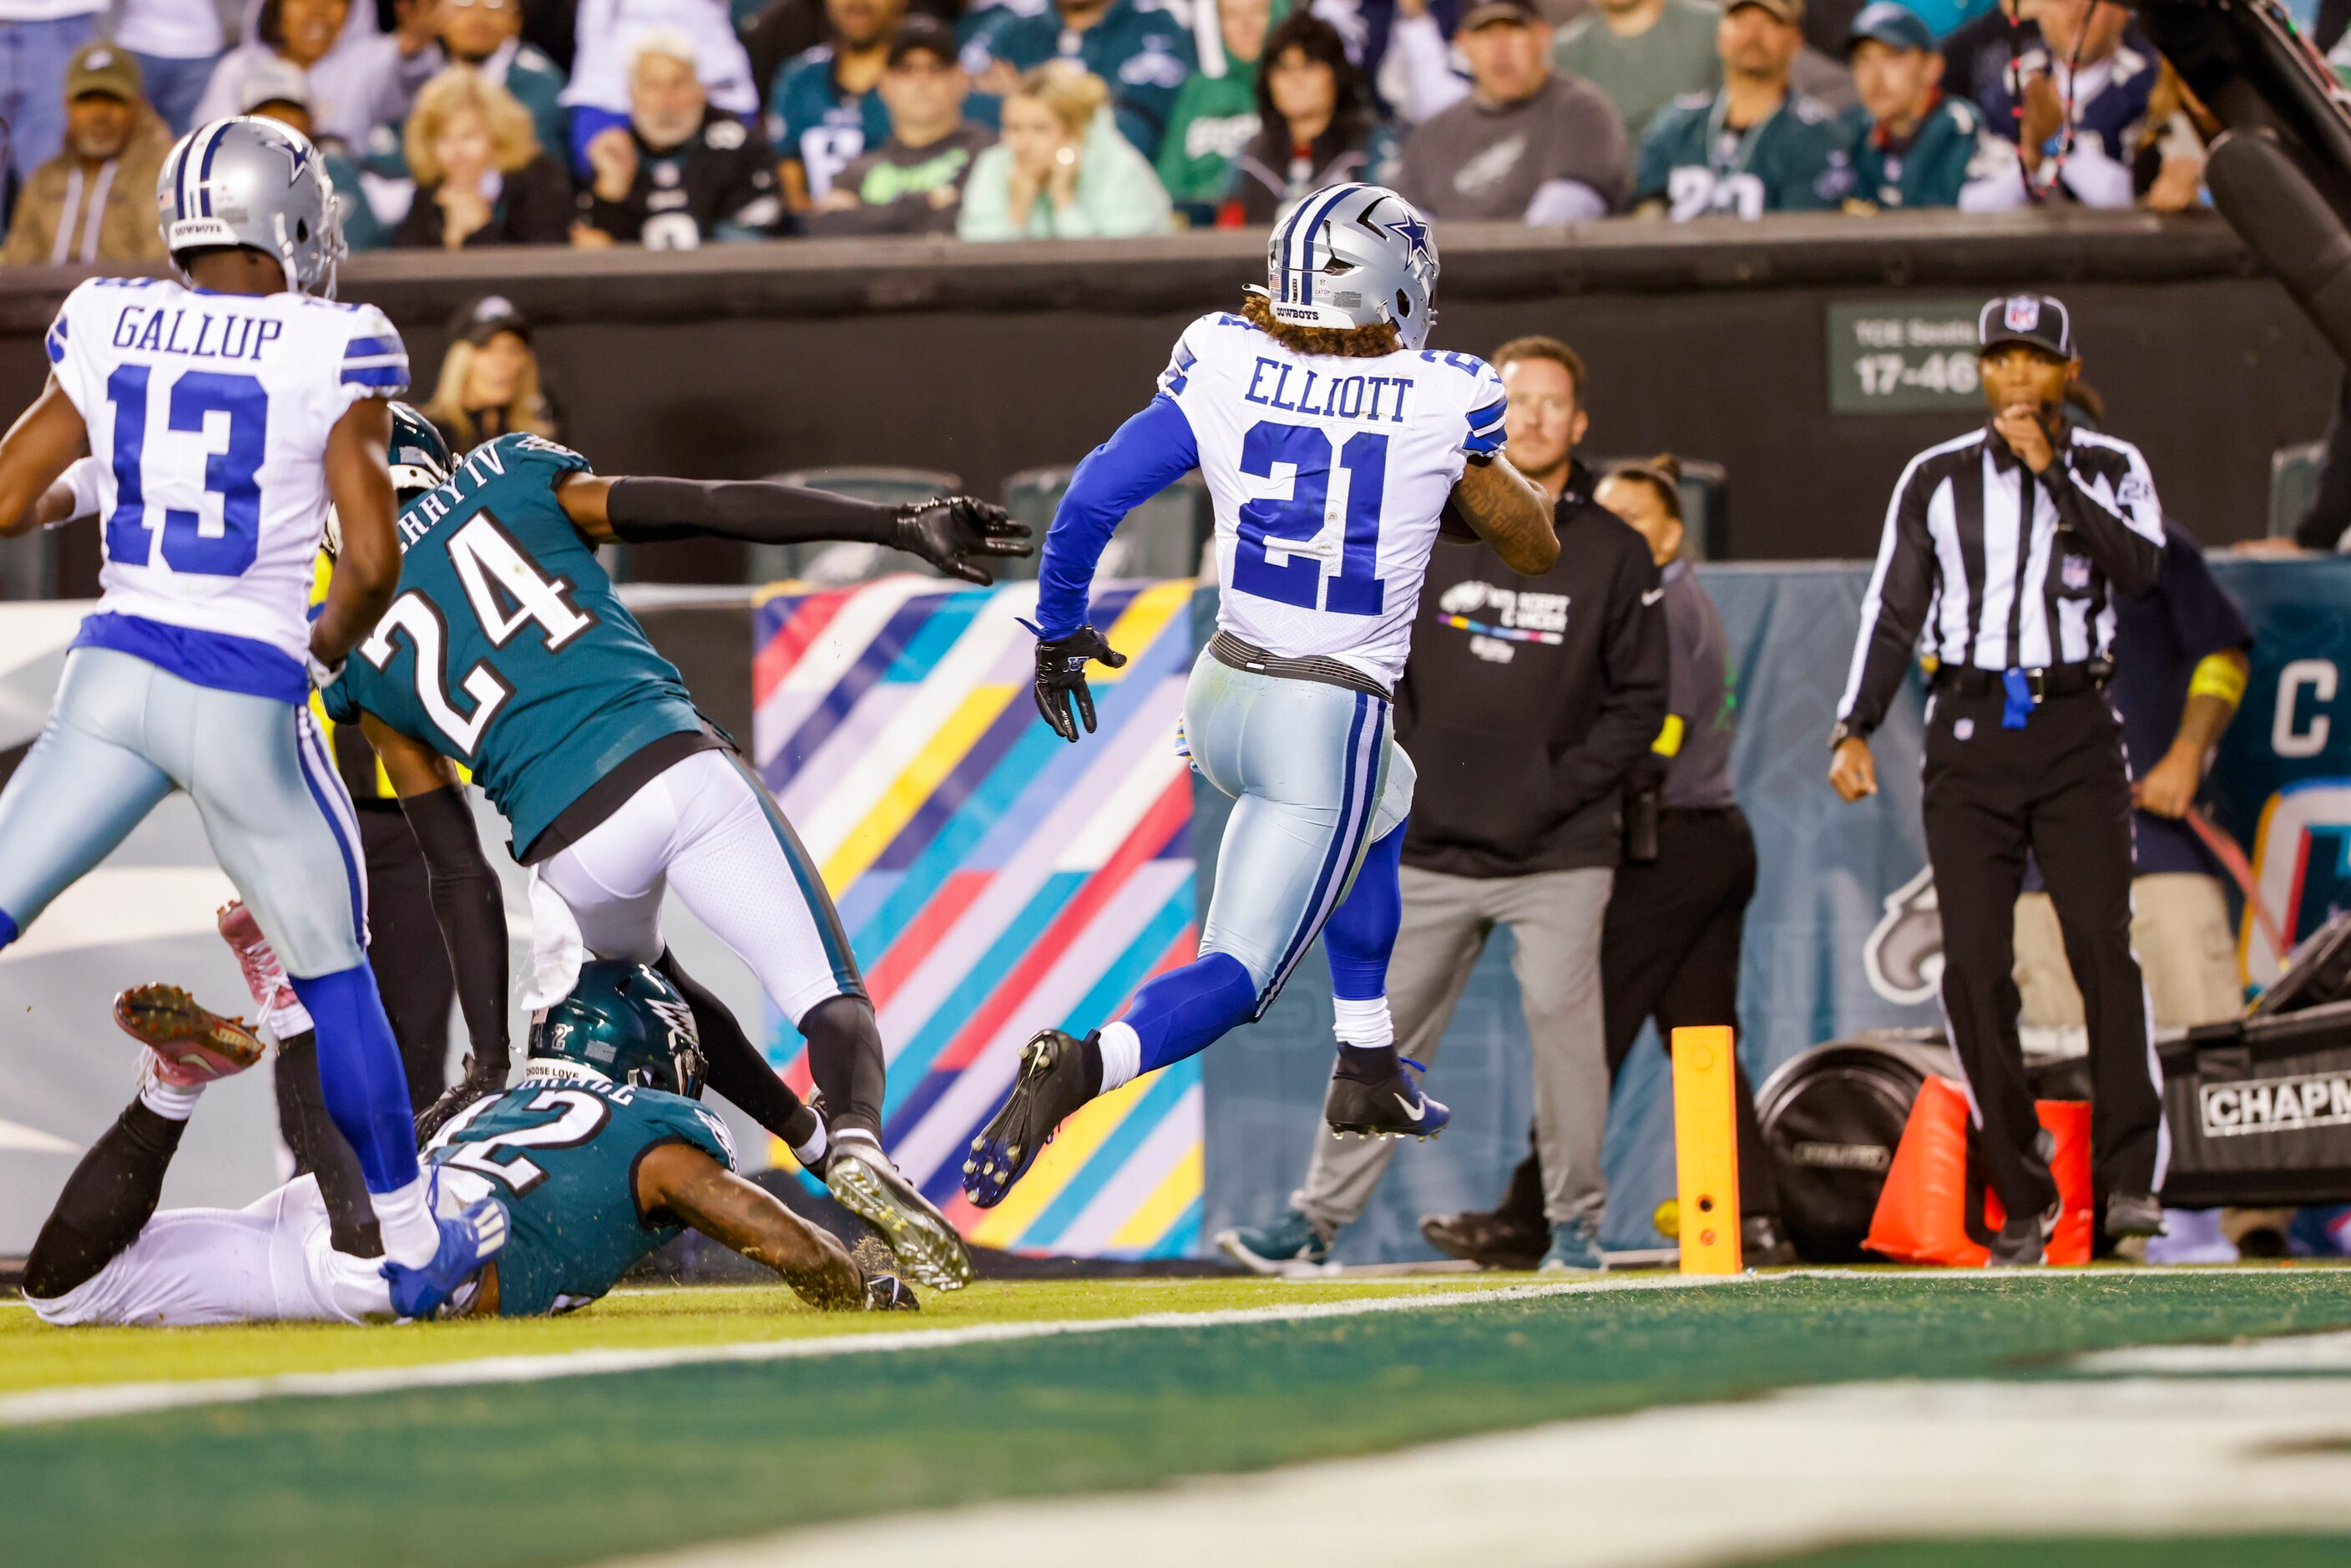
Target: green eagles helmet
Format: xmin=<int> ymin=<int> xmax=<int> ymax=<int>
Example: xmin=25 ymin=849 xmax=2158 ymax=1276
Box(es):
xmin=527 ymin=959 xmax=705 ymax=1099
xmin=324 ymin=401 xmax=451 ymax=556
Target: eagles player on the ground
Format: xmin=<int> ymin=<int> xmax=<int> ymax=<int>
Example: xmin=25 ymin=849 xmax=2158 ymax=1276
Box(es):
xmin=963 ymin=183 xmax=1560 ymax=1207
xmin=22 ymin=964 xmax=916 ymax=1325
xmin=316 ymin=419 xmax=1024 ymax=1291
xmin=0 ymin=115 xmax=496 ymax=1317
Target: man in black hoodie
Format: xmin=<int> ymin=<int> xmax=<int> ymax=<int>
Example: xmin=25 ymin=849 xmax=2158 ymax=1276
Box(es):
xmin=1219 ymin=335 xmax=1667 ymax=1274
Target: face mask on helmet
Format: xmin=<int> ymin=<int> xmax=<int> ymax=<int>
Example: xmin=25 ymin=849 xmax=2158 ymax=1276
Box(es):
xmin=525 ymin=960 xmax=707 ymax=1100
xmin=325 ymin=403 xmax=449 ymax=557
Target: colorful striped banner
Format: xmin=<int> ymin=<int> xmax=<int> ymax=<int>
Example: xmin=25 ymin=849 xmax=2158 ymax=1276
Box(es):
xmin=752 ymin=574 xmax=1204 ymax=1259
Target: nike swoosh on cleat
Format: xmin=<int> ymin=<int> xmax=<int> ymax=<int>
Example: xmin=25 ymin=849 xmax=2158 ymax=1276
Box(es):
xmin=1393 ymin=1091 xmax=1425 ymax=1120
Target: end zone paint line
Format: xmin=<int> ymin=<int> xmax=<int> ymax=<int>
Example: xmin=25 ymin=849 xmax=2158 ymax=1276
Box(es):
xmin=0 ymin=1274 xmax=1749 ymax=1429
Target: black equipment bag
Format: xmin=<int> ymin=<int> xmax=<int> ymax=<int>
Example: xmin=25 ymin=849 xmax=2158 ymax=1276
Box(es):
xmin=2159 ymin=998 xmax=2351 ymax=1207
xmin=2247 ymin=909 xmax=2351 ymax=1019
xmin=1756 ymin=1038 xmax=1954 ymax=1262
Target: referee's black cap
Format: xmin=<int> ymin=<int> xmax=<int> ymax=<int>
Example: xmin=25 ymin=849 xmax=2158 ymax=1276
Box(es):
xmin=1978 ymin=294 xmax=2075 ymax=360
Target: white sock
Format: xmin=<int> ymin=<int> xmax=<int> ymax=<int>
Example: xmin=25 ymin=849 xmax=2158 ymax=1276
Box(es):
xmin=1096 ymin=1020 xmax=1142 ymax=1093
xmin=791 ymin=1120 xmax=829 ymax=1167
xmin=266 ymin=997 xmax=316 ymax=1039
xmin=1332 ymin=994 xmax=1395 ymax=1052
xmin=139 ymin=1077 xmax=202 ymax=1120
xmin=372 ymin=1175 xmax=441 ymax=1269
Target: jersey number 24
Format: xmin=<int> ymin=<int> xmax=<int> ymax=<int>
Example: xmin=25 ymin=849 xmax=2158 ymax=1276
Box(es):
xmin=358 ymin=513 xmax=594 ymax=755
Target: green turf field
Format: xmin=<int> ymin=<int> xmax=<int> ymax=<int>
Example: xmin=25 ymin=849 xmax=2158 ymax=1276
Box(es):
xmin=7 ymin=1267 xmax=2351 ymax=1566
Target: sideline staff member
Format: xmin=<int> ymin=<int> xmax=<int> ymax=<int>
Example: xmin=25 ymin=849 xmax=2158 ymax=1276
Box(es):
xmin=1830 ymin=294 xmax=2166 ymax=1265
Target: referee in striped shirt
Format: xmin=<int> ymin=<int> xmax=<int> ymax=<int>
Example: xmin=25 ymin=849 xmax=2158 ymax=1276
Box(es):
xmin=1828 ymin=294 xmax=2168 ymax=1265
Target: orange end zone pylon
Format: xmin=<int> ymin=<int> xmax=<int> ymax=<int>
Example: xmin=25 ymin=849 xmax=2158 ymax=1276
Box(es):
xmin=1671 ymin=1025 xmax=1743 ymax=1274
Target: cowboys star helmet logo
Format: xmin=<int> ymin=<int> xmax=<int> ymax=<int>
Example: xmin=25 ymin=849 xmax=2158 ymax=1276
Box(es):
xmin=1383 ymin=211 xmax=1433 ymax=265
xmin=268 ymin=133 xmax=315 ymax=186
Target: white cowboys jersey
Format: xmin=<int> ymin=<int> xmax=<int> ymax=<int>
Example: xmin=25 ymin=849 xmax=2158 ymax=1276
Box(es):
xmin=44 ymin=276 xmax=410 ymax=665
xmin=1156 ymin=311 xmax=1507 ymax=690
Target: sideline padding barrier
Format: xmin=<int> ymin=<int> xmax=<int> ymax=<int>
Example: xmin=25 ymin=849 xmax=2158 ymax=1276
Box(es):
xmin=1865 ymin=1080 xmax=2094 ymax=1266
xmin=751 ymin=575 xmax=1205 ymax=1259
xmin=1672 ymin=1026 xmax=1743 ymax=1274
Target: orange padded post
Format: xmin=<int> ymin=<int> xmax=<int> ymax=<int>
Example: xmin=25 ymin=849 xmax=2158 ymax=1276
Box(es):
xmin=1671 ymin=1025 xmax=1743 ymax=1274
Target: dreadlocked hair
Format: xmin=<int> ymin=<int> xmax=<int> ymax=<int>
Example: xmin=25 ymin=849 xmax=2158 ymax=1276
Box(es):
xmin=1241 ymin=291 xmax=1402 ymax=360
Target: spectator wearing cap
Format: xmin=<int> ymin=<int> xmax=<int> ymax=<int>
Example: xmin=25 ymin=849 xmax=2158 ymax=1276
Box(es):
xmin=957 ymin=60 xmax=1171 ymax=238
xmin=562 ymin=0 xmax=761 ymax=170
xmin=801 ymin=18 xmax=993 ymax=235
xmin=2 ymin=43 xmax=170 ymax=266
xmin=112 ymin=0 xmax=225 ymax=134
xmin=769 ymin=0 xmax=906 ymax=213
xmin=1155 ymin=0 xmax=1277 ymax=227
xmin=1841 ymin=1 xmax=2004 ymax=210
xmin=1634 ymin=0 xmax=1851 ymax=217
xmin=575 ymin=30 xmax=786 ymax=246
xmin=195 ymin=0 xmax=437 ymax=151
xmin=0 ymin=0 xmax=104 ymax=186
xmin=422 ymin=296 xmax=561 ymax=449
xmin=237 ymin=57 xmax=389 ymax=250
xmin=1216 ymin=11 xmax=1396 ymax=227
xmin=1550 ymin=0 xmax=1723 ymax=148
xmin=962 ymin=0 xmax=1197 ymax=160
xmin=1967 ymin=0 xmax=2171 ymax=208
xmin=392 ymin=63 xmax=574 ymax=248
xmin=1392 ymin=0 xmax=1630 ymax=222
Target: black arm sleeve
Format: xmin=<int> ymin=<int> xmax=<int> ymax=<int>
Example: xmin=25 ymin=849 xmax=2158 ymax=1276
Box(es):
xmin=1550 ymin=544 xmax=1671 ymax=819
xmin=605 ymin=475 xmax=900 ymax=547
xmin=2045 ymin=447 xmax=2165 ymax=598
xmin=398 ymin=784 xmax=510 ymax=1070
xmin=1839 ymin=456 xmax=1942 ymax=737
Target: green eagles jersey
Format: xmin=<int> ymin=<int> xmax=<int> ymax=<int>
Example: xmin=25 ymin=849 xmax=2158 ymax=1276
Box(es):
xmin=1634 ymin=89 xmax=1852 ymax=219
xmin=1155 ymin=66 xmax=1260 ymax=219
xmin=1845 ymin=95 xmax=1989 ymax=210
xmin=322 ymin=432 xmax=706 ymax=856
xmin=427 ymin=1075 xmax=736 ymax=1317
xmin=767 ymin=49 xmax=892 ymax=202
xmin=966 ymin=0 xmax=1196 ymax=159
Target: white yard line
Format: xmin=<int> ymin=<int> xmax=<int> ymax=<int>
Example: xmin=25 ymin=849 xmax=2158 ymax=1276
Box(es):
xmin=0 ymin=1274 xmax=1744 ymax=1428
xmin=2081 ymin=1329 xmax=2351 ymax=1374
xmin=624 ymin=1374 xmax=2351 ymax=1568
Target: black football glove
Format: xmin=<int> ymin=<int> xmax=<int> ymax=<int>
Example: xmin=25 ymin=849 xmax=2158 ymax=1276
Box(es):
xmin=892 ymin=496 xmax=1034 ymax=586
xmin=413 ymin=1052 xmax=512 ymax=1147
xmin=1029 ymin=624 xmax=1127 ymax=742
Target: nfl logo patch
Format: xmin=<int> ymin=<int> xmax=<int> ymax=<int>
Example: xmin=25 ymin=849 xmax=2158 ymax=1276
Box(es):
xmin=2004 ymin=296 xmax=2040 ymax=333
xmin=2062 ymin=554 xmax=2091 ymax=590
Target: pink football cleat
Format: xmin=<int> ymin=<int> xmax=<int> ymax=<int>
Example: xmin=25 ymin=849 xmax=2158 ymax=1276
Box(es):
xmin=218 ymin=900 xmax=298 ymax=1020
xmin=114 ymin=984 xmax=265 ymax=1085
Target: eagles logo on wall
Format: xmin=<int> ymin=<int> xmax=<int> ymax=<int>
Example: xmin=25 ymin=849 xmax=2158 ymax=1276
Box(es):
xmin=1863 ymin=865 xmax=1942 ymax=1006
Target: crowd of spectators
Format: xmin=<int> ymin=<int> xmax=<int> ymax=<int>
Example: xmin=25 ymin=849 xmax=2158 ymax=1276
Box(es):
xmin=0 ymin=0 xmax=2313 ymax=265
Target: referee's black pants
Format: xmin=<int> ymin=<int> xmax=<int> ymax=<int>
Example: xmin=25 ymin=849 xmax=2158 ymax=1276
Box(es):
xmin=1494 ymin=805 xmax=1782 ymax=1222
xmin=1923 ymin=683 xmax=2163 ymax=1221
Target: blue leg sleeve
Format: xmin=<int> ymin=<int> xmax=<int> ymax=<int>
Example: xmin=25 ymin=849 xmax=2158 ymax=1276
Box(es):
xmin=1120 ymin=950 xmax=1259 ymax=1075
xmin=1324 ymin=822 xmax=1404 ymax=1002
xmin=0 ymin=908 xmax=16 ymax=952
xmin=289 ymin=964 xmax=421 ymax=1195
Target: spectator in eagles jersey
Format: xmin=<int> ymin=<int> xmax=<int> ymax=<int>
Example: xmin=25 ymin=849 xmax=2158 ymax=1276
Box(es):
xmin=392 ymin=64 xmax=576 ymax=248
xmin=1217 ymin=13 xmax=1398 ymax=229
xmin=957 ymin=62 xmax=1172 ymax=239
xmin=1392 ymin=0 xmax=1631 ymax=222
xmin=801 ymin=17 xmax=993 ymax=236
xmin=769 ymin=0 xmax=905 ymax=215
xmin=575 ymin=29 xmax=786 ymax=247
xmin=962 ymin=0 xmax=1197 ymax=159
xmin=1840 ymin=2 xmax=2003 ymax=210
xmin=1634 ymin=0 xmax=1850 ymax=218
xmin=1155 ymin=0 xmax=1274 ymax=227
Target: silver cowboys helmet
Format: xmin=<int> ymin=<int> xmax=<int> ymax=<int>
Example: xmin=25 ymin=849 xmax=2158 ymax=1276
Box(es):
xmin=1257 ymin=184 xmax=1439 ymax=351
xmin=157 ymin=116 xmax=346 ymax=298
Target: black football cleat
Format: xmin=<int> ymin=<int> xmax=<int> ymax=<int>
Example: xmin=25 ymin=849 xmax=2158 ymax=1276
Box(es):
xmin=1419 ymin=1207 xmax=1546 ymax=1271
xmin=963 ymin=1029 xmax=1095 ymax=1207
xmin=2105 ymin=1192 xmax=2167 ymax=1240
xmin=863 ymin=1272 xmax=922 ymax=1312
xmin=1324 ymin=1050 xmax=1449 ymax=1142
xmin=1742 ymin=1213 xmax=1801 ymax=1267
xmin=1985 ymin=1202 xmax=2060 ymax=1267
xmin=823 ymin=1131 xmax=974 ymax=1292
